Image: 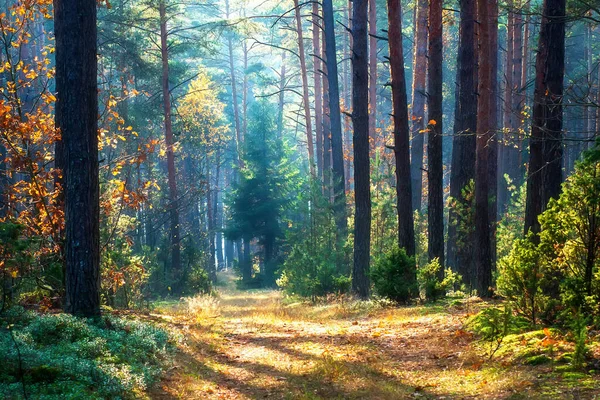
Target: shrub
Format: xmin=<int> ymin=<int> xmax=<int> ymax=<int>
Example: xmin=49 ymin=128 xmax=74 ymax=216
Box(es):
xmin=497 ymin=233 xmax=554 ymax=325
xmin=278 ymin=182 xmax=351 ymax=300
xmin=498 ymin=155 xmax=600 ymax=326
xmin=417 ymin=258 xmax=461 ymax=301
xmin=468 ymin=305 xmax=529 ymax=359
xmin=570 ymin=312 xmax=589 ymax=370
xmin=0 ymin=308 xmax=174 ymax=399
xmin=370 ymin=247 xmax=417 ymax=303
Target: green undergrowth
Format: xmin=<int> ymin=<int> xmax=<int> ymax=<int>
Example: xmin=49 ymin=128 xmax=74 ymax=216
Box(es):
xmin=468 ymin=306 xmax=600 ymax=392
xmin=0 ymin=307 xmax=176 ymax=399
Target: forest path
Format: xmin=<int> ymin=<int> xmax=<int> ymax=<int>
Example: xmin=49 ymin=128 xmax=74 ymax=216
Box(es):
xmin=149 ymin=272 xmax=571 ymax=399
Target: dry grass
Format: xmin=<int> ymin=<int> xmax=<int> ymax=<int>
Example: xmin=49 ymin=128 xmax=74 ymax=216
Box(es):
xmin=149 ymin=272 xmax=600 ymax=399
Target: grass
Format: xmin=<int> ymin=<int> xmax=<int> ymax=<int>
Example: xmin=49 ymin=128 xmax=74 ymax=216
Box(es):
xmin=147 ymin=271 xmax=600 ymax=399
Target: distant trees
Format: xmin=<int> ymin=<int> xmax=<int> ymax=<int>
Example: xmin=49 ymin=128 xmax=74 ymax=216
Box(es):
xmin=55 ymin=0 xmax=100 ymax=316
xmin=226 ymin=102 xmax=292 ymax=287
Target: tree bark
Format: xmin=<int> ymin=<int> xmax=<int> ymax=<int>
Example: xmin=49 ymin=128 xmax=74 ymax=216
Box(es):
xmin=488 ymin=0 xmax=499 ymax=269
xmin=206 ymin=167 xmax=217 ymax=283
xmin=323 ymin=0 xmax=347 ymax=237
xmin=277 ymin=51 xmax=287 ymax=139
xmin=242 ymin=41 xmax=249 ymax=140
xmin=159 ymin=0 xmax=182 ymax=290
xmin=524 ymin=0 xmax=565 ymax=235
xmin=313 ymin=2 xmax=323 ymax=177
xmin=294 ymin=0 xmax=316 ymax=176
xmin=322 ymin=31 xmax=332 ymax=195
xmin=427 ymin=0 xmax=444 ymax=270
xmin=474 ymin=0 xmax=495 ymax=297
xmin=369 ymin=0 xmax=377 ymax=141
xmin=226 ymin=0 xmax=242 ymax=167
xmin=55 ymin=0 xmax=100 ymax=316
xmin=387 ymin=0 xmax=416 ymax=258
xmin=498 ymin=6 xmax=514 ymax=216
xmin=351 ymin=0 xmax=371 ymax=298
xmin=447 ymin=0 xmax=477 ymax=279
xmin=410 ymin=0 xmax=428 ymax=212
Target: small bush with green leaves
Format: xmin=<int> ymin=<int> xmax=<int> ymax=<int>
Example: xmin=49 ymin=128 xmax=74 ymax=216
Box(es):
xmin=468 ymin=305 xmax=530 ymax=359
xmin=417 ymin=258 xmax=461 ymax=301
xmin=370 ymin=247 xmax=417 ymax=303
xmin=0 ymin=308 xmax=175 ymax=399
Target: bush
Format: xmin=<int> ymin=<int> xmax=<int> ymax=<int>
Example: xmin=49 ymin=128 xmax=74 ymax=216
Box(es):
xmin=277 ymin=249 xmax=351 ymax=299
xmin=468 ymin=305 xmax=529 ymax=359
xmin=417 ymin=258 xmax=461 ymax=301
xmin=370 ymin=247 xmax=417 ymax=303
xmin=497 ymin=233 xmax=554 ymax=325
xmin=0 ymin=308 xmax=175 ymax=399
xmin=498 ymin=155 xmax=600 ymax=326
xmin=278 ymin=182 xmax=351 ymax=300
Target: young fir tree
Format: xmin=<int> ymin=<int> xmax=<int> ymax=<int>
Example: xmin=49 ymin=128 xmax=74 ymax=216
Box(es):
xmin=226 ymin=101 xmax=293 ymax=287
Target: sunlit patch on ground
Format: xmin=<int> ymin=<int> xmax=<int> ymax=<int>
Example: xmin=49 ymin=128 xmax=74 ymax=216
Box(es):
xmin=149 ymin=272 xmax=600 ymax=399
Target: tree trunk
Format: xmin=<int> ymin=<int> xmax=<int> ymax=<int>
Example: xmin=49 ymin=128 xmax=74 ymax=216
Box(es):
xmin=277 ymin=51 xmax=287 ymax=139
xmin=242 ymin=237 xmax=252 ymax=282
xmin=313 ymin=2 xmax=323 ymax=177
xmin=388 ymin=0 xmax=416 ymax=259
xmin=55 ymin=0 xmax=100 ymax=316
xmin=226 ymin=0 xmax=242 ymax=166
xmin=294 ymin=0 xmax=316 ymax=176
xmin=351 ymin=0 xmax=371 ymax=298
xmin=206 ymin=167 xmax=217 ymax=283
xmin=368 ymin=0 xmax=377 ymax=141
xmin=510 ymin=3 xmax=524 ymax=187
xmin=242 ymin=41 xmax=249 ymax=140
xmin=323 ymin=0 xmax=347 ymax=237
xmin=410 ymin=0 xmax=428 ymax=212
xmin=322 ymin=31 xmax=332 ymax=195
xmin=159 ymin=1 xmax=182 ymax=291
xmin=427 ymin=0 xmax=444 ymax=270
xmin=498 ymin=6 xmax=514 ymax=216
xmin=474 ymin=0 xmax=495 ymax=297
xmin=524 ymin=0 xmax=565 ymax=235
xmin=447 ymin=0 xmax=477 ymax=280
xmin=488 ymin=0 xmax=499 ymax=268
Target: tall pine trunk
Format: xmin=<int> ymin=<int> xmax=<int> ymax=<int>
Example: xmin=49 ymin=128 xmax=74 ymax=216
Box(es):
xmin=368 ymin=0 xmax=377 ymax=141
xmin=226 ymin=0 xmax=242 ymax=165
xmin=427 ymin=0 xmax=444 ymax=269
xmin=313 ymin=2 xmax=323 ymax=177
xmin=524 ymin=0 xmax=566 ymax=235
xmin=159 ymin=1 xmax=182 ymax=289
xmin=351 ymin=0 xmax=371 ymax=298
xmin=410 ymin=0 xmax=428 ymax=212
xmin=474 ymin=0 xmax=495 ymax=297
xmin=323 ymin=0 xmax=347 ymax=238
xmin=387 ymin=0 xmax=416 ymax=258
xmin=294 ymin=0 xmax=316 ymax=176
xmin=55 ymin=0 xmax=100 ymax=316
xmin=447 ymin=0 xmax=477 ymax=280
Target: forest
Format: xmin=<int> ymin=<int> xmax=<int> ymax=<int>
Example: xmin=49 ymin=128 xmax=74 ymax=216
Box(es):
xmin=0 ymin=0 xmax=599 ymax=398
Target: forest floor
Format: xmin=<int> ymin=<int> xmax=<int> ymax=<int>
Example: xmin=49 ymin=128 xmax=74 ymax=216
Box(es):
xmin=148 ymin=272 xmax=600 ymax=400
